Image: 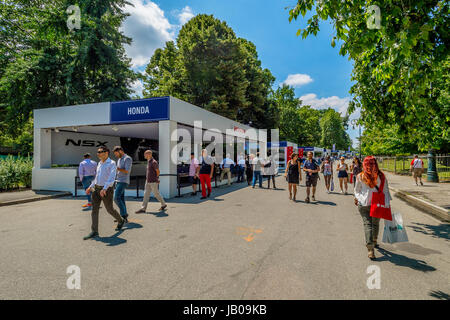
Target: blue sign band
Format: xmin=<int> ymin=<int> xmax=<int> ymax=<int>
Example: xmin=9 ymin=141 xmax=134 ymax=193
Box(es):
xmin=110 ymin=97 xmax=170 ymax=124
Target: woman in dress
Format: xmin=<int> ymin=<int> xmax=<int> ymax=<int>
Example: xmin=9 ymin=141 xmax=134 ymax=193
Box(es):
xmin=354 ymin=156 xmax=392 ymax=260
xmin=284 ymin=153 xmax=301 ymax=201
xmin=321 ymin=156 xmax=333 ymax=193
xmin=336 ymin=156 xmax=349 ymax=194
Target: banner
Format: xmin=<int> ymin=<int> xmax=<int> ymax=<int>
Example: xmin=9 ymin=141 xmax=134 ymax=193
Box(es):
xmin=286 ymin=146 xmax=294 ymax=164
xmin=51 ymin=131 xmax=121 ymax=165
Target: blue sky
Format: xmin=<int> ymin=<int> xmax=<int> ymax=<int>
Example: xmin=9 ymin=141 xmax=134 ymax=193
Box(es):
xmin=121 ymin=0 xmax=359 ymax=145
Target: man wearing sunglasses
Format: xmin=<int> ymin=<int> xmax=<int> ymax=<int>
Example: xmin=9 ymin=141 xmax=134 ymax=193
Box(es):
xmin=83 ymin=146 xmax=125 ymax=240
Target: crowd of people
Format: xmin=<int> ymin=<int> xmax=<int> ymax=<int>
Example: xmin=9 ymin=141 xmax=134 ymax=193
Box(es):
xmin=79 ymin=146 xmax=395 ymax=260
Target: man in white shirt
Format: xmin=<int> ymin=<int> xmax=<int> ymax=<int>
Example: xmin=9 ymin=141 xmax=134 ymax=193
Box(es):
xmin=83 ymin=146 xmax=125 ymax=240
xmin=410 ymin=155 xmax=424 ymax=186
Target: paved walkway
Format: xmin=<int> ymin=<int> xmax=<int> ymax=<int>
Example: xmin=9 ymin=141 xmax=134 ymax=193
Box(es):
xmin=0 ymin=190 xmax=71 ymax=206
xmin=0 ymin=176 xmax=449 ymax=299
xmin=385 ymin=172 xmax=450 ymax=210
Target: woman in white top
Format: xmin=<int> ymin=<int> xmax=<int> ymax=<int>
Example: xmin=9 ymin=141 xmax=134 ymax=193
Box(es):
xmin=354 ymin=156 xmax=392 ymax=260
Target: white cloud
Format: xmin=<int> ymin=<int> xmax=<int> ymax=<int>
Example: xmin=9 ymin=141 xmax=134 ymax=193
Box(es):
xmin=178 ymin=6 xmax=195 ymax=25
xmin=282 ymin=74 xmax=313 ymax=88
xmin=130 ymin=79 xmax=144 ymax=97
xmin=299 ymin=93 xmax=351 ymax=115
xmin=122 ymin=0 xmax=176 ymax=68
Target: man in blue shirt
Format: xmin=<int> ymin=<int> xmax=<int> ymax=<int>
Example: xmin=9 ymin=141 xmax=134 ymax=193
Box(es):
xmin=113 ymin=146 xmax=133 ymax=222
xmin=303 ymin=151 xmax=320 ymax=203
xmin=83 ymin=146 xmax=125 ymax=240
xmin=78 ymin=153 xmax=97 ymax=208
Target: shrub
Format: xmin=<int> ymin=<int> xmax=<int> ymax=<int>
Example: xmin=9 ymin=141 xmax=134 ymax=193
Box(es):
xmin=0 ymin=155 xmax=33 ymax=191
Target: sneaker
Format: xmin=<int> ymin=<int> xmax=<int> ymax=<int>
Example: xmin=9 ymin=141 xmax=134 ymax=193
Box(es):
xmin=115 ymin=219 xmax=125 ymax=231
xmin=114 ymin=215 xmax=128 ymax=223
xmin=312 ymin=196 xmax=316 ymax=201
xmin=82 ymin=203 xmax=92 ymax=208
xmin=83 ymin=231 xmax=99 ymax=240
xmin=305 ymin=197 xmax=310 ymax=203
xmin=341 ymin=190 xmax=344 ymax=194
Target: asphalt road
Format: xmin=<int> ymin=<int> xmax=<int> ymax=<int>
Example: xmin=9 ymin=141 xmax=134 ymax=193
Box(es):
xmin=0 ymin=176 xmax=449 ymax=300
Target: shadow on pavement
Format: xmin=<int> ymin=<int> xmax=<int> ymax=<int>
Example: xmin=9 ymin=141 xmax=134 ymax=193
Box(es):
xmin=429 ymin=290 xmax=450 ymax=300
xmin=137 ymin=210 xmax=169 ymax=218
xmin=94 ymin=231 xmax=127 ymax=247
xmin=93 ymin=222 xmax=142 ymax=246
xmin=376 ymin=247 xmax=436 ymax=272
xmin=408 ymin=222 xmax=449 ymax=241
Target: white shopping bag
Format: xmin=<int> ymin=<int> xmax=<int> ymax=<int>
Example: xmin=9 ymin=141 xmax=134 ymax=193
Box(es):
xmin=330 ymin=177 xmax=334 ymax=192
xmin=382 ymin=212 xmax=409 ymax=244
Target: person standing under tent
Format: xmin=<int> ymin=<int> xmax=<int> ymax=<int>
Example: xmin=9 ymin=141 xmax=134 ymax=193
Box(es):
xmin=78 ymin=153 xmax=97 ymax=208
xmin=199 ymin=149 xmax=214 ymax=199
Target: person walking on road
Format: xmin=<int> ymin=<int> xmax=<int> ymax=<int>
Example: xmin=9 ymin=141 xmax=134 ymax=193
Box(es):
xmin=199 ymin=149 xmax=214 ymax=199
xmin=303 ymin=151 xmax=320 ymax=203
xmin=336 ymin=156 xmax=349 ymax=194
xmin=285 ymin=153 xmax=301 ymax=201
xmin=245 ymin=154 xmax=253 ymax=186
xmin=135 ymin=150 xmax=167 ymax=213
xmin=321 ymin=156 xmax=333 ymax=193
xmin=79 ymin=153 xmax=97 ymax=208
xmin=264 ymin=154 xmax=277 ymax=189
xmin=354 ymin=156 xmax=392 ymax=260
xmin=252 ymin=152 xmax=263 ymax=188
xmin=189 ymin=152 xmax=200 ymax=195
xmin=113 ymin=146 xmax=132 ymax=222
xmin=410 ymin=155 xmax=424 ymax=186
xmin=220 ymin=154 xmax=234 ymax=186
xmin=83 ymin=147 xmax=125 ymax=240
xmin=350 ymin=156 xmax=363 ymax=186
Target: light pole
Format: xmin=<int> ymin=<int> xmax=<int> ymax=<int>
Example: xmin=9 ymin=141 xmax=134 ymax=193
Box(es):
xmin=351 ymin=119 xmax=362 ymax=159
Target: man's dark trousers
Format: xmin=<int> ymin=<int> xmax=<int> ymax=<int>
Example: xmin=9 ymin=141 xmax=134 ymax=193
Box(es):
xmin=91 ymin=185 xmax=123 ymax=233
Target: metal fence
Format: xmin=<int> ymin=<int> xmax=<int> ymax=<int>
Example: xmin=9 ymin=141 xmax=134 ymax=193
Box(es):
xmin=377 ymin=155 xmax=450 ymax=182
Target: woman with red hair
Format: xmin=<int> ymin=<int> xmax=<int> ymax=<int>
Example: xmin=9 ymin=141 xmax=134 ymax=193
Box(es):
xmin=354 ymin=156 xmax=392 ymax=260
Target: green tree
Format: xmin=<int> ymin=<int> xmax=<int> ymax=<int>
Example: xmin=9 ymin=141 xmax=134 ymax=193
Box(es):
xmin=273 ymin=85 xmax=303 ymax=142
xmin=0 ymin=0 xmax=136 ymax=139
xmin=288 ymin=0 xmax=449 ymax=152
xmin=320 ymin=109 xmax=350 ymax=150
xmin=143 ymin=14 xmax=275 ymax=128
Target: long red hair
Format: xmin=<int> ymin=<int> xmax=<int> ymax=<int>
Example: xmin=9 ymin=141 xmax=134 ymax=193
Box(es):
xmin=361 ymin=156 xmax=384 ymax=188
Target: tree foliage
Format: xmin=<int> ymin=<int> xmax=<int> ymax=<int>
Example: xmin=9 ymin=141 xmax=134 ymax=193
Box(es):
xmin=289 ymin=0 xmax=449 ymax=152
xmin=143 ymin=14 xmax=276 ymax=128
xmin=274 ymin=85 xmax=351 ymax=149
xmin=0 ymin=0 xmax=136 ymax=140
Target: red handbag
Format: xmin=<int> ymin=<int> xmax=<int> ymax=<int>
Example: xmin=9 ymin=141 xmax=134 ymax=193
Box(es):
xmin=349 ymin=173 xmax=354 ymax=184
xmin=370 ymin=175 xmax=392 ymax=220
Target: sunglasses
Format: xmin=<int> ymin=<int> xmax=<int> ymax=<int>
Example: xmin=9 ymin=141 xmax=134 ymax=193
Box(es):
xmin=97 ymin=150 xmax=106 ymax=154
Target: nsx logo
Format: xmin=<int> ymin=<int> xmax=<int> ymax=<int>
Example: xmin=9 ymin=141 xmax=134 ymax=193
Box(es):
xmin=65 ymin=139 xmax=108 ymax=147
